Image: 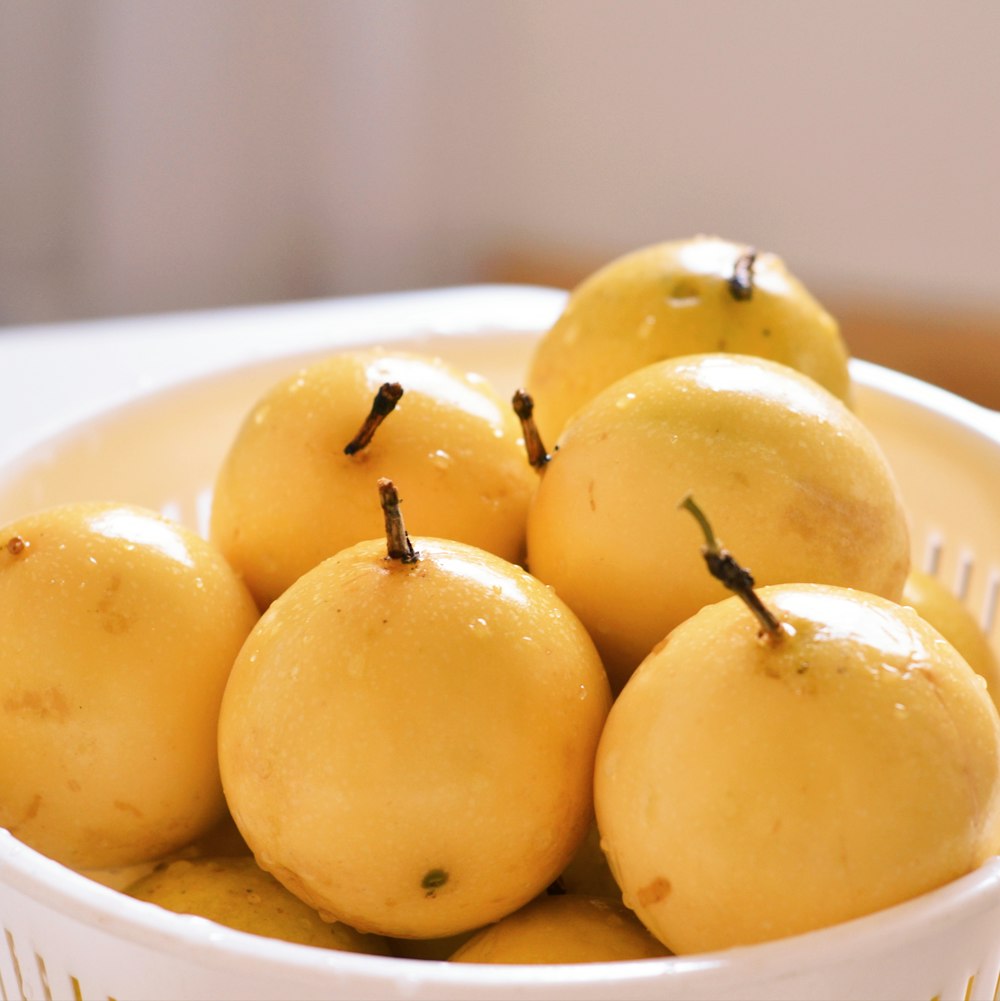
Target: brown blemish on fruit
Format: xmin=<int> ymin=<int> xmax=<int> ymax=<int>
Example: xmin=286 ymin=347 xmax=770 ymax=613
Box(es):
xmin=637 ymin=876 xmax=672 ymax=907
xmin=8 ymin=793 xmax=44 ymax=833
xmin=3 ymin=687 xmax=71 ymax=721
xmin=5 ymin=535 xmax=27 ymax=555
xmin=588 ymin=479 xmax=597 ymax=512
xmin=114 ymin=800 xmax=144 ymax=818
xmin=782 ymin=486 xmax=903 ymax=587
xmin=96 ymin=574 xmax=132 ymax=634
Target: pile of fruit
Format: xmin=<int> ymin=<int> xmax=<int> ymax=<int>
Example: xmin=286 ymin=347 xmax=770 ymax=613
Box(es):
xmin=2 ymin=236 xmax=999 ymax=966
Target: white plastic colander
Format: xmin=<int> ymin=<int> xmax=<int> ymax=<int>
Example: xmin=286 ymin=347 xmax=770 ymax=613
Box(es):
xmin=1 ymin=286 xmax=998 ymax=1001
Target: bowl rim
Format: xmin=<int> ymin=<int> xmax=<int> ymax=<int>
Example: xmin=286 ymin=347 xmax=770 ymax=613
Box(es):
xmin=2 ymin=286 xmax=999 ymax=993
xmin=2 ymin=829 xmax=999 ymax=990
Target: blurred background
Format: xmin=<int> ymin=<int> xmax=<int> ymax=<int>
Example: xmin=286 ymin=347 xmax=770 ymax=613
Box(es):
xmin=1 ymin=0 xmax=998 ymax=406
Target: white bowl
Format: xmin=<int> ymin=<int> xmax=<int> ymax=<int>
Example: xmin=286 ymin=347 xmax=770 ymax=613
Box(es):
xmin=1 ymin=285 xmax=998 ymax=1001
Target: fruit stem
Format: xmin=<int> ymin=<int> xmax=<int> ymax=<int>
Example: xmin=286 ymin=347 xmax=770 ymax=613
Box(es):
xmin=378 ymin=478 xmax=418 ymax=563
xmin=679 ymin=494 xmax=782 ymax=640
xmin=728 ymin=248 xmax=757 ymax=301
xmin=344 ymin=382 xmax=404 ymax=455
xmin=511 ymin=389 xmax=550 ymax=469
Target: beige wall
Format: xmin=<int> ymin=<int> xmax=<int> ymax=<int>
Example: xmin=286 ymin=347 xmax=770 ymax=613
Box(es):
xmin=1 ymin=0 xmax=998 ymax=340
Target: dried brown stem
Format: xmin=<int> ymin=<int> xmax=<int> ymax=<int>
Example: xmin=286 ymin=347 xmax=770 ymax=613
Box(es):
xmin=378 ymin=478 xmax=418 ymax=563
xmin=728 ymin=248 xmax=757 ymax=302
xmin=511 ymin=388 xmax=550 ymax=470
xmin=344 ymin=382 xmax=404 ymax=455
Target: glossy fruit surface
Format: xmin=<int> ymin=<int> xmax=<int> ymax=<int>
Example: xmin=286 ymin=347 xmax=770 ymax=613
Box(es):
xmin=127 ymin=856 xmax=391 ymax=953
xmin=595 ymin=583 xmax=1000 ymax=954
xmin=449 ymin=894 xmax=669 ymax=964
xmin=526 ymin=353 xmax=910 ymax=691
xmin=0 ymin=502 xmax=259 ymax=870
xmin=218 ymin=534 xmax=611 ymax=940
xmin=525 ymin=235 xmax=851 ymax=441
xmin=210 ymin=348 xmax=535 ymax=607
xmin=903 ymin=570 xmax=1000 ymax=710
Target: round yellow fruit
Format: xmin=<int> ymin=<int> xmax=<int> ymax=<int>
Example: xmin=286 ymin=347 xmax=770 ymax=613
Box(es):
xmin=525 ymin=235 xmax=851 ymax=442
xmin=595 ymin=583 xmax=1000 ymax=954
xmin=449 ymin=894 xmax=669 ymax=964
xmin=126 ymin=856 xmax=391 ymax=954
xmin=525 ymin=353 xmax=910 ymax=691
xmin=0 ymin=502 xmax=259 ymax=870
xmin=218 ymin=530 xmax=611 ymax=940
xmin=903 ymin=569 xmax=1000 ymax=711
xmin=210 ymin=348 xmax=536 ymax=608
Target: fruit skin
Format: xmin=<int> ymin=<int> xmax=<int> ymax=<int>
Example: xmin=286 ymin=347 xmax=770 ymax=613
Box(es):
xmin=449 ymin=893 xmax=669 ymax=964
xmin=595 ymin=583 xmax=1000 ymax=955
xmin=126 ymin=856 xmax=391 ymax=954
xmin=903 ymin=569 xmax=1000 ymax=711
xmin=525 ymin=235 xmax=851 ymax=442
xmin=209 ymin=348 xmax=536 ymax=608
xmin=0 ymin=502 xmax=259 ymax=870
xmin=218 ymin=536 xmax=611 ymax=940
xmin=525 ymin=353 xmax=911 ymax=692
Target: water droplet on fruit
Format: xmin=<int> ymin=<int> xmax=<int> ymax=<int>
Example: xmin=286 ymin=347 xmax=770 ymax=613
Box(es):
xmin=429 ymin=449 xmax=452 ymax=469
xmin=578 ymin=685 xmax=588 ymax=700
xmin=253 ymin=403 xmax=271 ymax=425
xmin=469 ymin=616 xmax=490 ymax=635
xmin=615 ymin=392 xmax=637 ymax=410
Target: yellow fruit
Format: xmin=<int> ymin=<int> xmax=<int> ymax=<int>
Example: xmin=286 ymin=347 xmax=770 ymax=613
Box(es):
xmin=526 ymin=235 xmax=851 ymax=441
xmin=126 ymin=856 xmax=391 ymax=954
xmin=0 ymin=502 xmax=259 ymax=870
xmin=903 ymin=569 xmax=1000 ymax=711
xmin=210 ymin=348 xmax=536 ymax=608
xmin=595 ymin=582 xmax=1000 ymax=954
xmin=218 ymin=484 xmax=611 ymax=939
xmin=525 ymin=353 xmax=910 ymax=691
xmin=449 ymin=894 xmax=669 ymax=964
